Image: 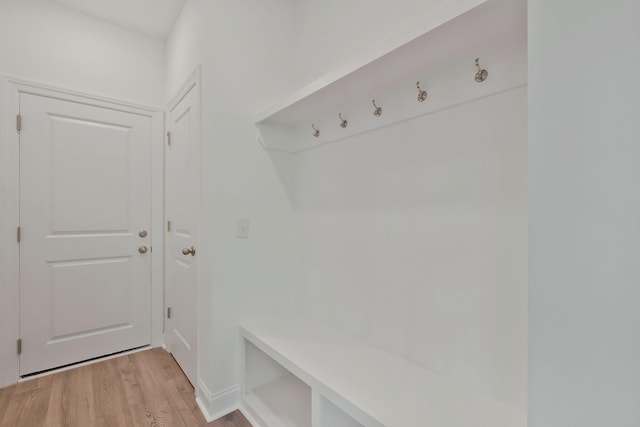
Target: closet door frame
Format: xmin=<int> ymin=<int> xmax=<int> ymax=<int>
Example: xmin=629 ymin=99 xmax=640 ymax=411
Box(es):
xmin=0 ymin=76 xmax=164 ymax=386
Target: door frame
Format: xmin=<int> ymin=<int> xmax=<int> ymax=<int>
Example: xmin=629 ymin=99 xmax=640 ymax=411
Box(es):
xmin=164 ymin=65 xmax=202 ymax=382
xmin=0 ymin=76 xmax=164 ymax=386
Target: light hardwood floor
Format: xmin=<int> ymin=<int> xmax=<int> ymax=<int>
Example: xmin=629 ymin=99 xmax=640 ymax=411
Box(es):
xmin=0 ymin=347 xmax=252 ymax=427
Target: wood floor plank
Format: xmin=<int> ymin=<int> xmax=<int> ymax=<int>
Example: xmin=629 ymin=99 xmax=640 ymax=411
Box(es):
xmin=0 ymin=386 xmax=10 ymax=424
xmin=210 ymin=411 xmax=254 ymax=427
xmin=43 ymin=371 xmax=65 ymax=427
xmin=1 ymin=385 xmax=50 ymax=427
xmin=134 ymin=349 xmax=189 ymax=426
xmin=11 ymin=375 xmax=51 ymax=395
xmin=93 ymin=356 xmax=134 ymax=426
xmin=166 ymin=377 xmax=207 ymax=426
xmin=0 ymin=348 xmax=249 ymax=427
xmin=60 ymin=364 xmax=96 ymax=427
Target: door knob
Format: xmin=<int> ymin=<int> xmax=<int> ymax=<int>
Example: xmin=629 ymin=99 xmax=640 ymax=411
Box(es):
xmin=182 ymin=246 xmax=196 ymax=256
xmin=139 ymin=230 xmax=148 ymax=238
xmin=138 ymin=245 xmax=148 ymax=254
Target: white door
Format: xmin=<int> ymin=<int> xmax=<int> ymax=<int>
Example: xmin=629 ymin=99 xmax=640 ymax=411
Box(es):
xmin=19 ymin=93 xmax=153 ymax=376
xmin=165 ymin=73 xmax=200 ymax=386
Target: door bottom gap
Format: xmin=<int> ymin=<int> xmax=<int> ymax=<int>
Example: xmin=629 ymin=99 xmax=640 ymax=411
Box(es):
xmin=20 ymin=345 xmax=150 ymax=380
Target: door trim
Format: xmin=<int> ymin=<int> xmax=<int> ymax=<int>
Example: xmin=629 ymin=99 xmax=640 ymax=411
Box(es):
xmin=0 ymin=76 xmax=164 ymax=386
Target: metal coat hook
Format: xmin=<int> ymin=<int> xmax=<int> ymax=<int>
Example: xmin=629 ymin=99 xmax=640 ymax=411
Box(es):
xmin=372 ymin=99 xmax=382 ymax=117
xmin=475 ymin=58 xmax=488 ymax=83
xmin=312 ymin=123 xmax=320 ymax=137
xmin=416 ymin=81 xmax=427 ymax=102
xmin=338 ymin=113 xmax=348 ymax=128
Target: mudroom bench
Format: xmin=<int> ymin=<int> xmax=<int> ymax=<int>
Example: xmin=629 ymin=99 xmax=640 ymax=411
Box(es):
xmin=239 ymin=315 xmax=524 ymax=427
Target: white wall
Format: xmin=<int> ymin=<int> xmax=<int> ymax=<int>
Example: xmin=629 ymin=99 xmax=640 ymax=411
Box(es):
xmin=528 ymin=1 xmax=640 ymax=426
xmin=293 ymin=86 xmax=527 ymax=411
xmin=286 ymin=0 xmax=528 ymax=414
xmin=0 ymin=0 xmax=165 ymax=105
xmin=0 ymin=0 xmax=165 ymax=387
xmin=165 ymin=0 xmax=302 ymax=418
xmin=292 ymin=0 xmax=450 ymax=84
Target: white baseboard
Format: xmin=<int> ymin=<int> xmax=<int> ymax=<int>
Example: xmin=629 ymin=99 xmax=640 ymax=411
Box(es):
xmin=239 ymin=404 xmax=265 ymax=427
xmin=195 ymin=379 xmax=240 ymax=423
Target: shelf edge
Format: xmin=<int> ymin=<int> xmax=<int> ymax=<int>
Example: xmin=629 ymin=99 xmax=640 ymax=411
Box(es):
xmin=254 ymin=0 xmax=488 ymax=123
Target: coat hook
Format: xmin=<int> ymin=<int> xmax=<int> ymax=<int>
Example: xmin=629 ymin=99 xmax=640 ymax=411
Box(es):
xmin=372 ymin=99 xmax=382 ymax=117
xmin=475 ymin=58 xmax=488 ymax=82
xmin=416 ymin=81 xmax=427 ymax=102
xmin=338 ymin=113 xmax=348 ymax=128
xmin=312 ymin=123 xmax=320 ymax=137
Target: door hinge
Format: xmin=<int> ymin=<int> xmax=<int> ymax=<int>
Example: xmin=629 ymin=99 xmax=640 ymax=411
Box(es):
xmin=167 ymin=220 xmax=172 ymax=232
xmin=16 ymin=114 xmax=22 ymax=132
xmin=167 ymin=131 xmax=171 ymax=146
xmin=17 ymin=338 xmax=22 ymax=356
xmin=17 ymin=226 xmax=21 ymax=243
xmin=167 ymin=307 xmax=172 ymax=319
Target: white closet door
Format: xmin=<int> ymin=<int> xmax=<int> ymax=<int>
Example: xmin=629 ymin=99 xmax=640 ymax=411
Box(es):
xmin=165 ymin=75 xmax=200 ymax=386
xmin=19 ymin=93 xmax=152 ymax=375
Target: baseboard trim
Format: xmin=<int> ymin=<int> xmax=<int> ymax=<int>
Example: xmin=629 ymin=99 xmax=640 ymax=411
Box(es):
xmin=239 ymin=404 xmax=265 ymax=427
xmin=195 ymin=379 xmax=240 ymax=423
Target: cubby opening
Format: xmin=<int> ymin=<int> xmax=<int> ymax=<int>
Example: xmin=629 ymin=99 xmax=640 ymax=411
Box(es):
xmin=244 ymin=340 xmax=312 ymax=427
xmin=321 ymin=397 xmax=364 ymax=427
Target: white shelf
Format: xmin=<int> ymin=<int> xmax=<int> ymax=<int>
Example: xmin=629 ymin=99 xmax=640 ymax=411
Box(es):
xmin=241 ymin=315 xmax=525 ymax=427
xmin=243 ymin=340 xmax=312 ymax=427
xmin=255 ymin=0 xmax=527 ymax=153
xmin=321 ymin=397 xmax=363 ymax=427
xmin=244 ymin=374 xmax=312 ymax=427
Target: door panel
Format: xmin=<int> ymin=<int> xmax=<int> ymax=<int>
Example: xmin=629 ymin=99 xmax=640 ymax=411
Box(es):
xmin=19 ymin=93 xmax=152 ymax=375
xmin=166 ymin=78 xmax=200 ymax=386
xmin=49 ymin=115 xmax=130 ymax=232
xmin=50 ymin=257 xmax=130 ymax=337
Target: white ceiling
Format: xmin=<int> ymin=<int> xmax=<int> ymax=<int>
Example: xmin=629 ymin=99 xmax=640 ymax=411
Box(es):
xmin=51 ymin=0 xmax=186 ymax=40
